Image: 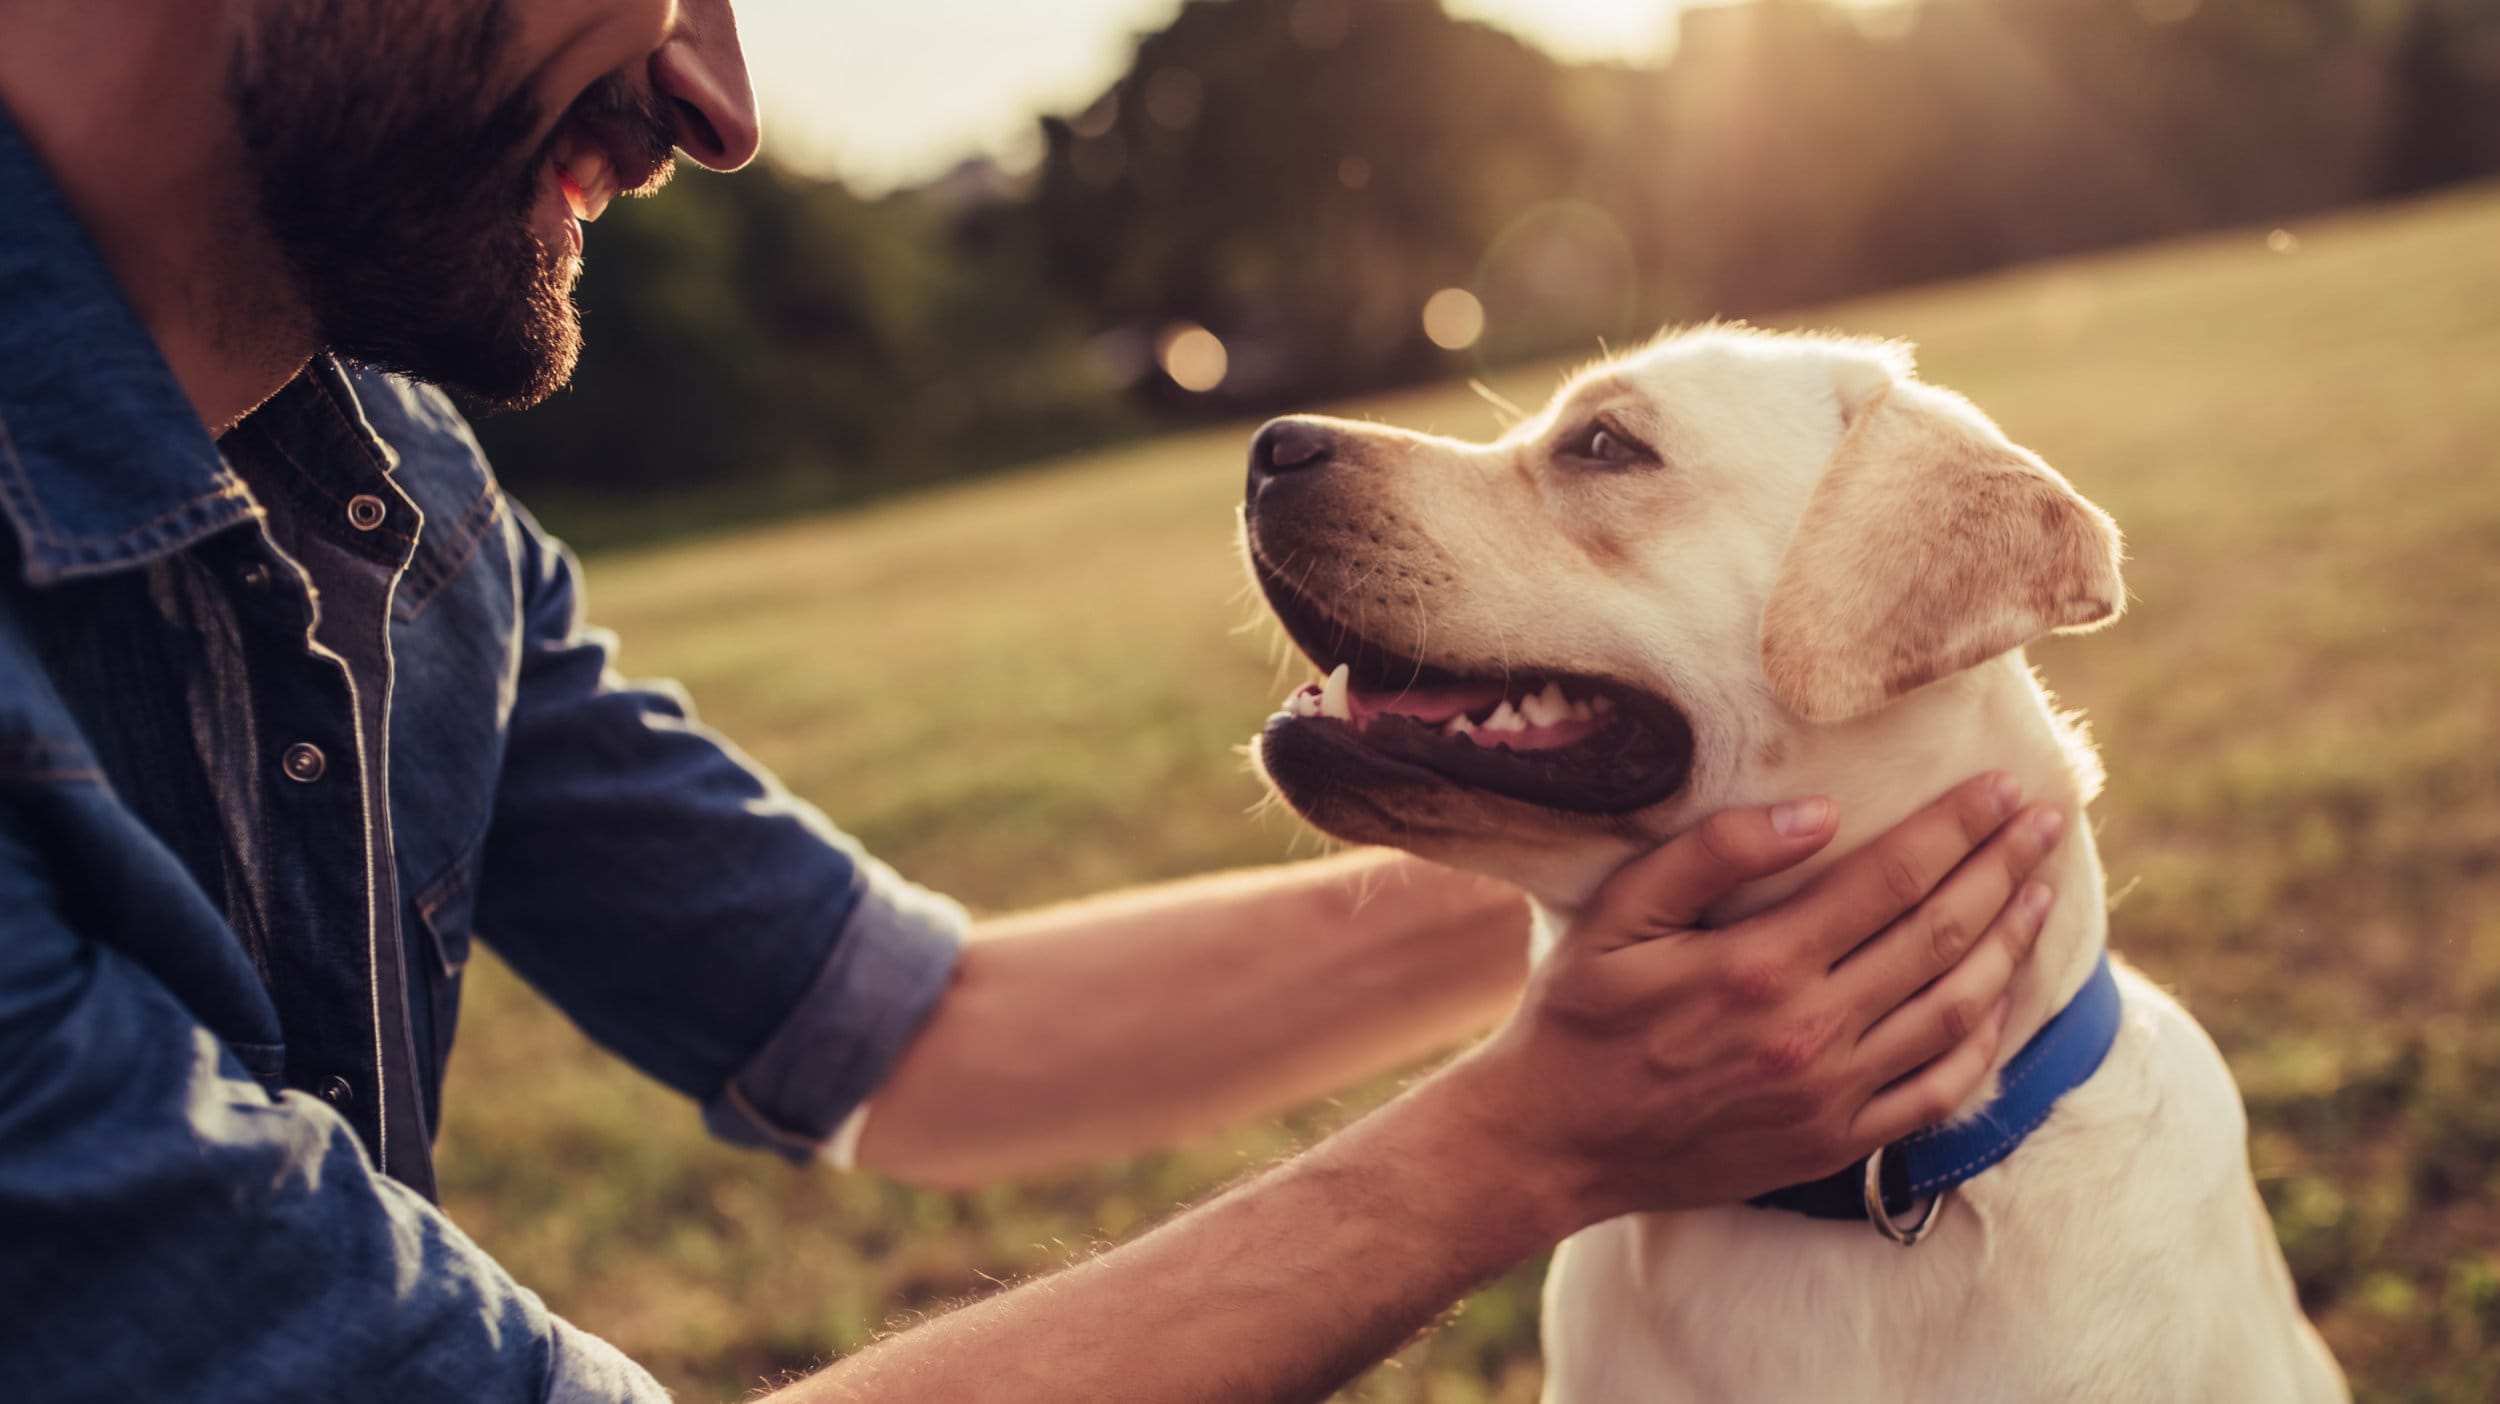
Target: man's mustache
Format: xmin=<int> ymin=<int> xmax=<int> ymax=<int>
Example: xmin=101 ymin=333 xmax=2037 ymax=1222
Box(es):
xmin=557 ymin=73 xmax=679 ymax=196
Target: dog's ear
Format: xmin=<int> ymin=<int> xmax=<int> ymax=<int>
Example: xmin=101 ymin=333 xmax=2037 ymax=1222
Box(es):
xmin=1760 ymin=372 xmax=2125 ymax=724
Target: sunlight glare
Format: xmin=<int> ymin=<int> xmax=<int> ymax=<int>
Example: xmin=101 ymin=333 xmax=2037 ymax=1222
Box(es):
xmin=1446 ymin=0 xmax=1682 ymax=64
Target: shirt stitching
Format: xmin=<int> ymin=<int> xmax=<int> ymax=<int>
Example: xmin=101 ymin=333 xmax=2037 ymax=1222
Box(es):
xmin=0 ymin=408 xmax=66 ymax=549
xmin=252 ymin=422 xmax=420 ymax=551
xmin=397 ymin=483 xmax=507 ymax=621
xmin=2 ymin=405 xmax=261 ymax=567
xmin=306 ymin=364 xmax=402 ymax=476
xmin=0 ymin=766 xmax=106 ymax=785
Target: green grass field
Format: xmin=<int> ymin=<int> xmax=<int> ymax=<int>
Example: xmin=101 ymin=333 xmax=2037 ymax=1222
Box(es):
xmin=437 ymin=186 xmax=2500 ymax=1401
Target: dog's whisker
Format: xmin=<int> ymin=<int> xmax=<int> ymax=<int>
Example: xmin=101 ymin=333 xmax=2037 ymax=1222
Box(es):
xmin=1406 ymin=582 xmax=1432 ymax=693
xmin=1469 ymin=378 xmax=1527 ymax=428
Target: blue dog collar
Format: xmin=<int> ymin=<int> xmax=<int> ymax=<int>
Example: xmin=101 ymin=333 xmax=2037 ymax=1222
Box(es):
xmin=1750 ymin=952 xmax=2124 ymax=1235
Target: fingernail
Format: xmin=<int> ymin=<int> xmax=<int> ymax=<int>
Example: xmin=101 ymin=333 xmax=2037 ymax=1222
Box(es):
xmin=1989 ymin=772 xmax=2022 ymax=818
xmin=2019 ymin=882 xmax=2054 ymax=924
xmin=1771 ymin=796 xmax=1833 ymax=838
xmin=2030 ymin=808 xmax=2068 ymax=847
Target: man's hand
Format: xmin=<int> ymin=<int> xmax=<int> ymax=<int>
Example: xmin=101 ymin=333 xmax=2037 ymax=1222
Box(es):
xmin=1444 ymin=772 xmax=2064 ymax=1231
xmin=787 ymin=775 xmax=2064 ymax=1403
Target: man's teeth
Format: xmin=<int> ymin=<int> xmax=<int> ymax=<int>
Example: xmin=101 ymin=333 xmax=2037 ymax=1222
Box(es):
xmin=553 ymin=134 xmax=618 ymax=223
xmin=1318 ymin=664 xmax=1352 ymax=721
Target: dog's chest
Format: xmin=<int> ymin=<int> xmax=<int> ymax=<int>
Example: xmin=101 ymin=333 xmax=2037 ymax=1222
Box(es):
xmin=1539 ymin=1203 xmax=2083 ymax=1402
xmin=1533 ymin=981 xmax=2337 ymax=1403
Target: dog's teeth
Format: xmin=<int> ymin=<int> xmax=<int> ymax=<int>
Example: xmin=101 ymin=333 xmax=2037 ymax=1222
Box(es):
xmin=1566 ymin=698 xmax=1593 ymax=722
xmin=1484 ymin=701 xmax=1526 ymax=732
xmin=1521 ymin=682 xmax=1571 ymax=727
xmin=1592 ymin=696 xmax=1618 ymax=716
xmin=1444 ymin=715 xmax=1477 ymax=740
xmin=1319 ymin=664 xmax=1352 ymax=721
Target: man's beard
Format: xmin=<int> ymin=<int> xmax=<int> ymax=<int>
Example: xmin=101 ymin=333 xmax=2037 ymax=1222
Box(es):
xmin=228 ymin=0 xmax=670 ymax=410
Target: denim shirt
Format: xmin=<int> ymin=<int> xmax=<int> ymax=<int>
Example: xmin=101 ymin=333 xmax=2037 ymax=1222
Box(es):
xmin=0 ymin=110 xmax=962 ymax=1401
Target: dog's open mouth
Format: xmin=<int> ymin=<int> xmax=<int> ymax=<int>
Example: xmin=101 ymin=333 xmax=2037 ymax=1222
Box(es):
xmin=1256 ymin=562 xmax=1694 ymax=814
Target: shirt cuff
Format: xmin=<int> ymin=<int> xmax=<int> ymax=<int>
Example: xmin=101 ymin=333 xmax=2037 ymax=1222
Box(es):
xmin=701 ymin=854 xmax=964 ymax=1162
xmin=544 ymin=1314 xmax=673 ymax=1404
xmin=821 ymin=1101 xmax=873 ymax=1171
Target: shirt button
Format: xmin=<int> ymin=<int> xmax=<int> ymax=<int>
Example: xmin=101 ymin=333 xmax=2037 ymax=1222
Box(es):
xmin=281 ymin=742 xmax=328 ymax=784
xmin=346 ymin=494 xmax=389 ymax=532
xmin=315 ymin=1075 xmax=354 ymax=1108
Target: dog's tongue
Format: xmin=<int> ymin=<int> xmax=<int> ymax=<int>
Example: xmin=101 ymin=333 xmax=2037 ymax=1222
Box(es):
xmin=1348 ymin=680 xmax=1510 ymax=727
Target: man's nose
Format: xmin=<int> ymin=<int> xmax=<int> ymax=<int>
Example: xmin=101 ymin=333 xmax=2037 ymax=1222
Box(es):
xmin=1249 ymin=417 xmax=1339 ymax=484
xmin=651 ymin=0 xmax=761 ymax=170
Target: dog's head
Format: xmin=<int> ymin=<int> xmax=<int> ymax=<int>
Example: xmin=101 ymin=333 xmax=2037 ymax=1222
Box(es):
xmin=1243 ymin=327 xmax=2124 ymax=905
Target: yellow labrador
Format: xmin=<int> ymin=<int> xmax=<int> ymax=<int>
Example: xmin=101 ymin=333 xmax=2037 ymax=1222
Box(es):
xmin=1241 ymin=328 xmax=2345 ymax=1402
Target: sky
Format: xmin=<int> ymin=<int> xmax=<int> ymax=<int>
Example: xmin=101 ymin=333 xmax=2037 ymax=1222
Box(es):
xmin=736 ymin=0 xmax=1691 ymax=192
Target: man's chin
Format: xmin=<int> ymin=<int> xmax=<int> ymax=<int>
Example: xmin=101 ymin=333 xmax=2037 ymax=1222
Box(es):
xmin=333 ymin=276 xmax=582 ymax=412
xmin=452 ymin=320 xmax=581 ymax=412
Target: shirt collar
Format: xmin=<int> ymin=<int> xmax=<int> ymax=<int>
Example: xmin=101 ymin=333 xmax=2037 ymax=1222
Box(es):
xmin=0 ymin=102 xmax=257 ymax=586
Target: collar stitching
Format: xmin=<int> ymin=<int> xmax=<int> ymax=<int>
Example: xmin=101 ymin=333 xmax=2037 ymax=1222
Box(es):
xmin=305 ymin=363 xmax=402 ymax=476
xmin=0 ymin=409 xmax=68 ymax=551
xmin=0 ymin=408 xmax=257 ymax=582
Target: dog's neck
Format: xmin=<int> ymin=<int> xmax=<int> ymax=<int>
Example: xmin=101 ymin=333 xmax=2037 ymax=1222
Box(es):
xmin=1534 ymin=653 xmax=2110 ymax=1093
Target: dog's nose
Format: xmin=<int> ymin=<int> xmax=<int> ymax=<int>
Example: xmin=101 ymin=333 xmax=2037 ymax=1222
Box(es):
xmin=1250 ymin=417 xmax=1336 ymax=479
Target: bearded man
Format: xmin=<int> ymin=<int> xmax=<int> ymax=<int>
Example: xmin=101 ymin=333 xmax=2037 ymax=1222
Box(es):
xmin=0 ymin=4 xmax=2061 ymax=1399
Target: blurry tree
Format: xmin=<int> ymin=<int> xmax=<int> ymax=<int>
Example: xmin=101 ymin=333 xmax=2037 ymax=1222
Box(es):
xmin=2378 ymin=0 xmax=2500 ymax=195
xmin=468 ymin=0 xmax=2500 ymax=538
xmin=1028 ymin=0 xmax=1625 ymax=398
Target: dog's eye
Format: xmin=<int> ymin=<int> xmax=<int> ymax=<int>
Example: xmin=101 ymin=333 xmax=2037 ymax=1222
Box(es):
xmin=1565 ymin=419 xmax=1647 ymax=467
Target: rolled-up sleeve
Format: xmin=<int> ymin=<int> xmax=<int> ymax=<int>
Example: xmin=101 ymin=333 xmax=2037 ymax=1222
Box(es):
xmin=0 ymin=820 xmax=669 ymax=1404
xmin=472 ymin=504 xmax=963 ymax=1161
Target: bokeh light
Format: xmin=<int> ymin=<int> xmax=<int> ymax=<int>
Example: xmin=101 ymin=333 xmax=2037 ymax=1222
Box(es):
xmin=1157 ymin=323 xmax=1230 ymax=393
xmin=1422 ymin=288 xmax=1487 ymax=351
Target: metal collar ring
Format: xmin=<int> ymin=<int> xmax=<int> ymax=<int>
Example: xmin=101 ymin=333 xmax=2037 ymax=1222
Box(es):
xmin=1863 ymin=1147 xmax=1948 ymax=1247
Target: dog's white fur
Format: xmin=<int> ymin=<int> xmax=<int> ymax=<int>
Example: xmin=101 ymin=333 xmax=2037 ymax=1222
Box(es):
xmin=1245 ymin=328 xmax=2345 ymax=1401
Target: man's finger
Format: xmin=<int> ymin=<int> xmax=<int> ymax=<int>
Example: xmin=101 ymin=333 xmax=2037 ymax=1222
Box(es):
xmin=1785 ymin=773 xmax=2024 ymax=964
xmin=1848 ymin=996 xmax=2013 ymax=1148
xmin=1575 ymin=799 xmax=1838 ymax=951
xmin=1832 ymin=805 xmax=2065 ymax=1014
xmin=1850 ymin=880 xmax=2049 ymax=1065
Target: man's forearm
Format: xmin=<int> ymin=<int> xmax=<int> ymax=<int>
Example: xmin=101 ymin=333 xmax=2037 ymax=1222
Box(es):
xmin=778 ymin=784 xmax=2055 ymax=1403
xmin=785 ymin=1064 xmax=1567 ymax=1404
xmin=859 ymin=850 xmax=1528 ymax=1188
